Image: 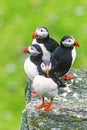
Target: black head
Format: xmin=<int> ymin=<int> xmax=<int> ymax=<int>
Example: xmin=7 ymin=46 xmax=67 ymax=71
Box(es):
xmin=32 ymin=26 xmax=49 ymax=40
xmin=60 ymin=35 xmax=79 ymax=48
xmin=40 ymin=60 xmax=52 ymax=77
xmin=24 ymin=44 xmax=43 ymax=56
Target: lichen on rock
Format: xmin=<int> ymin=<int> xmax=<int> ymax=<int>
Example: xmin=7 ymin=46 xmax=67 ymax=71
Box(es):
xmin=20 ymin=68 xmax=87 ymax=130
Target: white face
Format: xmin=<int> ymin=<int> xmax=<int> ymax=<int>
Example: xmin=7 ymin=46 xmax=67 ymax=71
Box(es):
xmin=62 ymin=37 xmax=75 ymax=47
xmin=35 ymin=27 xmax=48 ymax=39
xmin=41 ymin=62 xmax=52 ymax=73
xmin=28 ymin=46 xmax=41 ymax=56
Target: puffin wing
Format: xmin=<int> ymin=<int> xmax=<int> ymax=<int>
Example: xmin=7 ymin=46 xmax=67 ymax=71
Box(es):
xmin=50 ymin=47 xmax=72 ymax=77
xmin=43 ymin=38 xmax=59 ymax=52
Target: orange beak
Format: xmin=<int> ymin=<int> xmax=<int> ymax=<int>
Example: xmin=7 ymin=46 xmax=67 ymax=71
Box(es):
xmin=32 ymin=32 xmax=37 ymax=39
xmin=23 ymin=47 xmax=30 ymax=54
xmin=75 ymin=41 xmax=80 ymax=47
xmin=46 ymin=68 xmax=49 ymax=77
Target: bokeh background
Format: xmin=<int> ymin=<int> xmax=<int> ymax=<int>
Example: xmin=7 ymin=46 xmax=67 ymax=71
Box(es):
xmin=0 ymin=0 xmax=87 ymax=130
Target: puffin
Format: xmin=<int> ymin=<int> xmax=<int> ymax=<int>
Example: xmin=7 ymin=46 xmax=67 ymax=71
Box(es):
xmin=32 ymin=26 xmax=59 ymax=61
xmin=24 ymin=44 xmax=43 ymax=80
xmin=24 ymin=43 xmax=65 ymax=97
xmin=50 ymin=35 xmax=80 ymax=80
xmin=32 ymin=60 xmax=59 ymax=111
xmin=24 ymin=44 xmax=43 ymax=96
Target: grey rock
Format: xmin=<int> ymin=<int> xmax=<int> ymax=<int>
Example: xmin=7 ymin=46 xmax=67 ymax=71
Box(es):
xmin=20 ymin=68 xmax=87 ymax=130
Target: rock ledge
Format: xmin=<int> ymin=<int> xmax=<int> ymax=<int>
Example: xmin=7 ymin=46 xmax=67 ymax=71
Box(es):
xmin=20 ymin=68 xmax=87 ymax=130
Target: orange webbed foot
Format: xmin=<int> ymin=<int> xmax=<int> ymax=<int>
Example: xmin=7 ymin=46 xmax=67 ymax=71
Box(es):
xmin=44 ymin=103 xmax=52 ymax=111
xmin=35 ymin=97 xmax=45 ymax=109
xmin=36 ymin=103 xmax=45 ymax=109
xmin=64 ymin=75 xmax=75 ymax=80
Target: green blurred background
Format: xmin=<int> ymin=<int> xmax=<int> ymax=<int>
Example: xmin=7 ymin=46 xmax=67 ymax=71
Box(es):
xmin=0 ymin=0 xmax=87 ymax=130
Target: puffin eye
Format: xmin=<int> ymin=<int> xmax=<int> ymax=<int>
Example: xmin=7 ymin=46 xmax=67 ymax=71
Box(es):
xmin=41 ymin=63 xmax=45 ymax=68
xmin=41 ymin=29 xmax=43 ymax=32
xmin=31 ymin=46 xmax=34 ymax=50
xmin=68 ymin=39 xmax=71 ymax=42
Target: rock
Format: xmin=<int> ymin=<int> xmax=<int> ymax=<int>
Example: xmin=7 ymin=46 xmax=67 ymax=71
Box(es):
xmin=20 ymin=68 xmax=87 ymax=130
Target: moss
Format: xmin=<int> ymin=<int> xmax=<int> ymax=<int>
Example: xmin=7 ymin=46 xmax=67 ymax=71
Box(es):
xmin=29 ymin=120 xmax=39 ymax=128
xmin=70 ymin=116 xmax=82 ymax=122
xmin=39 ymin=111 xmax=48 ymax=120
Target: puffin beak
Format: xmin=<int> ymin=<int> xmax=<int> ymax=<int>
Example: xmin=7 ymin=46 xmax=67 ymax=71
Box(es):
xmin=23 ymin=47 xmax=30 ymax=54
xmin=75 ymin=41 xmax=80 ymax=47
xmin=46 ymin=68 xmax=49 ymax=77
xmin=32 ymin=32 xmax=37 ymax=39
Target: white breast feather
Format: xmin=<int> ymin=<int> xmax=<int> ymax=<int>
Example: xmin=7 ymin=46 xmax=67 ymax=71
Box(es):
xmin=32 ymin=39 xmax=37 ymax=45
xmin=32 ymin=40 xmax=51 ymax=61
xmin=32 ymin=75 xmax=58 ymax=98
xmin=24 ymin=57 xmax=39 ymax=80
xmin=39 ymin=44 xmax=51 ymax=61
xmin=71 ymin=47 xmax=76 ymax=65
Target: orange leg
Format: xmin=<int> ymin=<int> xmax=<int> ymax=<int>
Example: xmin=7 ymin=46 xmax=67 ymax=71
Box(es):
xmin=36 ymin=97 xmax=45 ymax=109
xmin=64 ymin=75 xmax=75 ymax=80
xmin=44 ymin=98 xmax=53 ymax=111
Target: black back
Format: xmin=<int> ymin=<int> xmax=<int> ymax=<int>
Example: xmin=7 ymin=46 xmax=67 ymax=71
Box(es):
xmin=50 ymin=46 xmax=73 ymax=77
xmin=36 ymin=37 xmax=59 ymax=53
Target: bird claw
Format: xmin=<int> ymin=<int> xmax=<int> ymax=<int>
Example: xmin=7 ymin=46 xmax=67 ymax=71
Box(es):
xmin=35 ymin=103 xmax=45 ymax=109
xmin=44 ymin=103 xmax=52 ymax=111
xmin=64 ymin=75 xmax=75 ymax=80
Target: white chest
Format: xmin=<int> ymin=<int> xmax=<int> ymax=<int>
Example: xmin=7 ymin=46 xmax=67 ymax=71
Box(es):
xmin=32 ymin=39 xmax=37 ymax=45
xmin=24 ymin=57 xmax=38 ymax=80
xmin=32 ymin=40 xmax=51 ymax=61
xmin=32 ymin=75 xmax=58 ymax=98
xmin=39 ymin=44 xmax=51 ymax=61
xmin=71 ymin=47 xmax=76 ymax=65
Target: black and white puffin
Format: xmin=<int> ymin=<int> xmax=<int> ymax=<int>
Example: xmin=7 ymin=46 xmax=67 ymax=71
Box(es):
xmin=32 ymin=60 xmax=59 ymax=111
xmin=24 ymin=43 xmax=64 ymax=97
xmin=24 ymin=44 xmax=43 ymax=80
xmin=50 ymin=35 xmax=80 ymax=80
xmin=24 ymin=44 xmax=43 ymax=96
xmin=32 ymin=26 xmax=59 ymax=61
